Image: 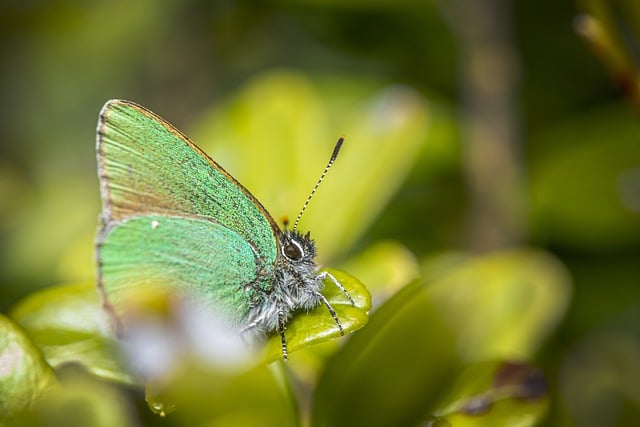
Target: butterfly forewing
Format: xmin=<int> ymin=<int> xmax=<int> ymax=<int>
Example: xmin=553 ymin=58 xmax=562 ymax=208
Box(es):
xmin=97 ymin=100 xmax=279 ymax=263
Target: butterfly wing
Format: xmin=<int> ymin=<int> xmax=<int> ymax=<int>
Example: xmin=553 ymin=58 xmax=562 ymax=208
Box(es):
xmin=99 ymin=215 xmax=258 ymax=324
xmin=96 ymin=100 xmax=280 ymax=322
xmin=97 ymin=99 xmax=280 ymax=263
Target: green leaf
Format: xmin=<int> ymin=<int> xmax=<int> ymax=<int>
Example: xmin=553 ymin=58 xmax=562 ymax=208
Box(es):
xmin=339 ymin=240 xmax=420 ymax=300
xmin=262 ymin=268 xmax=371 ymax=362
xmin=8 ymin=270 xmax=368 ymax=386
xmin=423 ymin=248 xmax=572 ymax=361
xmin=14 ymin=366 xmax=137 ymax=427
xmin=312 ymin=248 xmax=569 ymax=426
xmin=430 ymin=361 xmax=549 ymax=427
xmin=561 ymin=313 xmax=640 ymax=426
xmin=530 ymin=103 xmax=640 ymax=249
xmin=0 ymin=313 xmax=57 ymax=421
xmin=8 ymin=282 xmax=134 ymax=385
xmin=312 ymin=282 xmax=461 ymax=427
xmin=144 ymin=360 xmax=299 ymax=426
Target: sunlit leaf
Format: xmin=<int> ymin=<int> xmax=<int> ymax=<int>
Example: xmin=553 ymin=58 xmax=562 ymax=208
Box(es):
xmin=313 ymin=248 xmax=569 ymax=426
xmin=423 ymin=248 xmax=572 ymax=361
xmin=145 ymin=360 xmax=298 ymax=426
xmin=192 ymin=71 xmax=430 ymax=261
xmin=8 ymin=282 xmax=134 ymax=385
xmin=312 ymin=282 xmax=461 ymax=426
xmin=8 ymin=269 xmax=368 ymax=389
xmin=15 ymin=366 xmax=136 ymax=427
xmin=0 ymin=314 xmax=57 ymax=421
xmin=339 ymin=240 xmax=419 ymax=306
xmin=263 ymin=268 xmax=370 ymax=362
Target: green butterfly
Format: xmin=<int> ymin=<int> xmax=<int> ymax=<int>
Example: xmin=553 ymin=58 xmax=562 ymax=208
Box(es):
xmin=96 ymin=100 xmax=353 ymax=359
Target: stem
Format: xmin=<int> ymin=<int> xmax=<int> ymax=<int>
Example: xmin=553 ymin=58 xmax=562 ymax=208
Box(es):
xmin=444 ymin=0 xmax=526 ymax=251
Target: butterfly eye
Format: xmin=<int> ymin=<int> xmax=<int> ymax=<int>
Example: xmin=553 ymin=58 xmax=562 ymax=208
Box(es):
xmin=282 ymin=240 xmax=304 ymax=261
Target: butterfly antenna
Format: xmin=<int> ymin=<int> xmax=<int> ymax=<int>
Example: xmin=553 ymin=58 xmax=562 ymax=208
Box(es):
xmin=292 ymin=136 xmax=345 ymax=232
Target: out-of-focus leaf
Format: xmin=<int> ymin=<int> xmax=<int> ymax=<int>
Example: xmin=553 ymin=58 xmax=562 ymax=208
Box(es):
xmin=312 ymin=282 xmax=460 ymax=426
xmin=14 ymin=365 xmax=136 ymax=427
xmin=339 ymin=240 xmax=420 ymax=307
xmin=145 ymin=360 xmax=298 ymax=426
xmin=423 ymin=248 xmax=572 ymax=362
xmin=313 ymin=248 xmax=569 ymax=426
xmin=8 ymin=282 xmax=134 ymax=385
xmin=192 ymin=70 xmax=430 ymax=261
xmin=530 ymin=103 xmax=640 ymax=249
xmin=0 ymin=162 xmax=30 ymax=226
xmin=0 ymin=0 xmax=180 ymax=293
xmin=429 ymin=361 xmax=548 ymax=427
xmin=263 ymin=268 xmax=370 ymax=362
xmin=277 ymin=0 xmax=424 ymax=8
xmin=7 ymin=271 xmax=368 ymax=389
xmin=1 ymin=173 xmax=99 ymax=289
xmin=0 ymin=314 xmax=57 ymax=421
xmin=561 ymin=311 xmax=640 ymax=427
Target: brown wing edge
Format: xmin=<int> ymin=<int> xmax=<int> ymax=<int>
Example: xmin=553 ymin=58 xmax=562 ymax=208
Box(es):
xmin=96 ymin=99 xmax=282 ymax=233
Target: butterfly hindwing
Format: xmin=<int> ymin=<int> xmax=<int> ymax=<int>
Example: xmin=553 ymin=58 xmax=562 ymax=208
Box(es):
xmin=99 ymin=215 xmax=259 ymax=323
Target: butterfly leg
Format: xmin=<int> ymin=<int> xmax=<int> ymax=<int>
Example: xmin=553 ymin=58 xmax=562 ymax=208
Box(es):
xmin=318 ymin=271 xmax=355 ymax=305
xmin=240 ymin=320 xmax=259 ymax=333
xmin=240 ymin=320 xmax=261 ymax=346
xmin=277 ymin=309 xmax=288 ymax=361
xmin=314 ymin=291 xmax=345 ymax=336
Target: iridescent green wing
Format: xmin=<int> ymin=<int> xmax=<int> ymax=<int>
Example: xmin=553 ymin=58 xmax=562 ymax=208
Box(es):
xmin=96 ymin=100 xmax=279 ymax=320
xmin=99 ymin=215 xmax=259 ymax=324
xmin=97 ymin=99 xmax=279 ymax=264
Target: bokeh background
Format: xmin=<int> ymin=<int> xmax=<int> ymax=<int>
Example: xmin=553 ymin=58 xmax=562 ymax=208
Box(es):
xmin=1 ymin=0 xmax=639 ymax=426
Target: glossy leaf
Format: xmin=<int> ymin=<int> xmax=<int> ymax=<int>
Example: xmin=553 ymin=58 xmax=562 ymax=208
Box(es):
xmin=14 ymin=366 xmax=136 ymax=427
xmin=422 ymin=248 xmax=572 ymax=361
xmin=8 ymin=269 xmax=368 ymax=387
xmin=145 ymin=360 xmax=298 ymax=426
xmin=313 ymin=248 xmax=569 ymax=426
xmin=9 ymin=282 xmax=134 ymax=385
xmin=430 ymin=361 xmax=549 ymax=427
xmin=262 ymin=268 xmax=370 ymax=362
xmin=339 ymin=240 xmax=420 ymax=306
xmin=312 ymin=282 xmax=461 ymax=426
xmin=0 ymin=314 xmax=57 ymax=421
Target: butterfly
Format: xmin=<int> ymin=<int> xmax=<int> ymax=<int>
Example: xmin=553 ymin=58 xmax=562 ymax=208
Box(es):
xmin=95 ymin=99 xmax=354 ymax=359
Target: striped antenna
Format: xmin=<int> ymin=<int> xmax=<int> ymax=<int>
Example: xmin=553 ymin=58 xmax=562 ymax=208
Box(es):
xmin=292 ymin=136 xmax=345 ymax=232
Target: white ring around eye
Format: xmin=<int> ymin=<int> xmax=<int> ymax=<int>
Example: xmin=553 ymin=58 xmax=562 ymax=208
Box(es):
xmin=282 ymin=239 xmax=305 ymax=261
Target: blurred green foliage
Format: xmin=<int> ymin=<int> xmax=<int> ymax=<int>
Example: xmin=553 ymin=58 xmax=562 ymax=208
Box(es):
xmin=1 ymin=0 xmax=640 ymax=426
